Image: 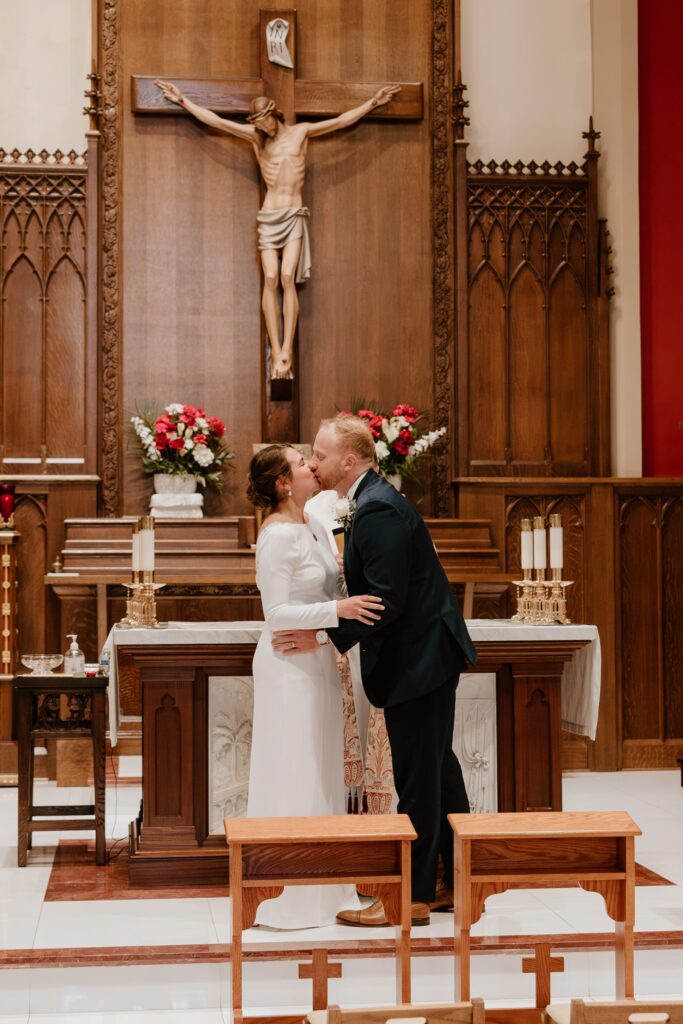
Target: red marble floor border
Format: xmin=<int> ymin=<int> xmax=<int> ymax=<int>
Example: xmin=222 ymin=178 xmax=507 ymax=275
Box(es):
xmin=44 ymin=841 xmax=673 ymax=902
xmin=1 ymin=930 xmax=682 ymax=969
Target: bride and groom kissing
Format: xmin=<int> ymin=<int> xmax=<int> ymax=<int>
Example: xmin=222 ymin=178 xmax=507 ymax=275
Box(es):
xmin=246 ymin=413 xmax=477 ymax=930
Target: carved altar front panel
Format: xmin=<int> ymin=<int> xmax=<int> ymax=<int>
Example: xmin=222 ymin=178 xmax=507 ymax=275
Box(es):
xmin=454 ymin=673 xmax=497 ymax=813
xmin=209 ymin=675 xmax=253 ymax=835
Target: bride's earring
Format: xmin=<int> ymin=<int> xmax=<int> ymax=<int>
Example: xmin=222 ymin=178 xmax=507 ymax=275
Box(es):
xmin=287 ymin=488 xmax=292 ymax=497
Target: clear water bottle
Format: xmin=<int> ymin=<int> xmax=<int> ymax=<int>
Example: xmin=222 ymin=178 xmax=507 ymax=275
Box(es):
xmin=98 ymin=646 xmax=111 ymax=677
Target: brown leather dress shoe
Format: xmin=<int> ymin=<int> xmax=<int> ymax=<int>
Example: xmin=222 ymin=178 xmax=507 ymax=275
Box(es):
xmin=336 ymin=899 xmax=430 ymax=927
xmin=429 ymin=882 xmax=454 ymax=912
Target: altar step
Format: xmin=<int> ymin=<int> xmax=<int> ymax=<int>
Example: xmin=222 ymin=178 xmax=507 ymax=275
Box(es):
xmin=55 ymin=516 xmax=504 ymax=581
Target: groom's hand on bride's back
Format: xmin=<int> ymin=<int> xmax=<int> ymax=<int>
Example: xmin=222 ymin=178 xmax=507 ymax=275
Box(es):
xmin=272 ymin=629 xmax=320 ymax=655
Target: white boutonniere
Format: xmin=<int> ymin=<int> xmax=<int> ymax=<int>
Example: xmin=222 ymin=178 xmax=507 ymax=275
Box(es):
xmin=333 ymin=497 xmax=357 ymax=530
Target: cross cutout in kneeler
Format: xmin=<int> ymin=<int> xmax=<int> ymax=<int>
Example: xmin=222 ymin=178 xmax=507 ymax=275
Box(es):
xmin=298 ymin=950 xmax=342 ymax=1012
xmin=132 ymin=8 xmax=423 ymax=442
xmin=522 ymin=942 xmax=565 ymax=1008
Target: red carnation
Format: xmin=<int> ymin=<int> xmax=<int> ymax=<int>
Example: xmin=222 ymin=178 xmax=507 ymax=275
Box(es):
xmin=399 ymin=428 xmax=413 ymax=443
xmin=155 ymin=435 xmax=167 ymax=450
xmin=193 ymin=433 xmax=207 ymax=445
xmin=179 ymin=413 xmax=196 ymax=427
xmin=392 ymin=403 xmax=419 ymax=423
xmin=357 ymin=409 xmax=375 ymax=420
xmin=393 ymin=437 xmax=410 ymax=456
xmin=169 ymin=438 xmax=185 ymax=450
xmin=208 ymin=416 xmax=225 ymax=437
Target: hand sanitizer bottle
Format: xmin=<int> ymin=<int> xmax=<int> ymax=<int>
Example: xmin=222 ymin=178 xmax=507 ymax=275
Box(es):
xmin=64 ymin=634 xmax=85 ymax=676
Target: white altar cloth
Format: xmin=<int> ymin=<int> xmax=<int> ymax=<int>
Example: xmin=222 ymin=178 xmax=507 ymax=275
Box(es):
xmin=105 ymin=619 xmax=600 ymax=747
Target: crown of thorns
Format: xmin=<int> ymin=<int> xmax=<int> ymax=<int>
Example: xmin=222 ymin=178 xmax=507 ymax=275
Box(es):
xmin=246 ymin=99 xmax=278 ymax=126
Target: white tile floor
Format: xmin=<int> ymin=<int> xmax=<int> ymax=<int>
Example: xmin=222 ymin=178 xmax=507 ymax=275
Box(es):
xmin=0 ymin=765 xmax=682 ymax=1020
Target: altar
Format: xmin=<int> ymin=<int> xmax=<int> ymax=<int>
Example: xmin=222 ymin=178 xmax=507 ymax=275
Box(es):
xmin=105 ymin=620 xmax=600 ymax=887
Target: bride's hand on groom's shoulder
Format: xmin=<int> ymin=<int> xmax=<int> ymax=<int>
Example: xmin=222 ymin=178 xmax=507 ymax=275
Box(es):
xmin=337 ymin=594 xmax=384 ymax=625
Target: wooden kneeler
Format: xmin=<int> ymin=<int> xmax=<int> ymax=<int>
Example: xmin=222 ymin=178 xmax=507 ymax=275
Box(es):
xmin=224 ymin=814 xmax=417 ymax=1022
xmin=449 ymin=811 xmax=641 ymax=1005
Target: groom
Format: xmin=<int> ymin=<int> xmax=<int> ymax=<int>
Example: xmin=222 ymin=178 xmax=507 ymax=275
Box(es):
xmin=272 ymin=414 xmax=477 ymax=925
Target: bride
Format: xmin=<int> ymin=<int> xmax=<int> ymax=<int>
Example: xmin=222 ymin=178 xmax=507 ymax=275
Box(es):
xmin=246 ymin=443 xmax=383 ymax=929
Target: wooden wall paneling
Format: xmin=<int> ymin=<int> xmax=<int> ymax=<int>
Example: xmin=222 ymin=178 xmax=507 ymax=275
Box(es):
xmin=584 ymin=483 xmax=618 ymax=770
xmin=662 ymin=497 xmax=683 ymax=739
xmin=618 ymin=496 xmax=662 ymax=746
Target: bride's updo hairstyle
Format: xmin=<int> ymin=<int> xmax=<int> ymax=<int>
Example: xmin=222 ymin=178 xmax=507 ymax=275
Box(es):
xmin=247 ymin=443 xmax=292 ymax=511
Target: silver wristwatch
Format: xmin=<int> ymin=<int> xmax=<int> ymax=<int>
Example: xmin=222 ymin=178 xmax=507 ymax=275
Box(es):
xmin=315 ymin=629 xmax=330 ymax=646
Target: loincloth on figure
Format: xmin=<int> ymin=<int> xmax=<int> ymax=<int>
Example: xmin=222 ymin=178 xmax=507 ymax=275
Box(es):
xmin=256 ymin=206 xmax=312 ymax=284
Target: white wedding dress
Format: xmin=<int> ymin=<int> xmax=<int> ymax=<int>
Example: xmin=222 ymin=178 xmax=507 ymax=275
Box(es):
xmin=248 ymin=515 xmax=359 ymax=928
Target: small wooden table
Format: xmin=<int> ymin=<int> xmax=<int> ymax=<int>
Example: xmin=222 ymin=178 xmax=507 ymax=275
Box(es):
xmin=14 ymin=673 xmax=108 ymax=866
xmin=449 ymin=811 xmax=641 ymax=1004
xmin=224 ymin=814 xmax=416 ymax=1021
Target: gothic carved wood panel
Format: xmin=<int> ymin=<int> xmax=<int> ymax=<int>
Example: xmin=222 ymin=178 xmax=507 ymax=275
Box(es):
xmin=0 ymin=155 xmax=96 ymax=475
xmin=457 ymin=140 xmax=611 ymax=480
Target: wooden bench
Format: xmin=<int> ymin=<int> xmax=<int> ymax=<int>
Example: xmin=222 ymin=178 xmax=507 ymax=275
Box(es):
xmin=449 ymin=811 xmax=641 ymax=1005
xmin=544 ymin=1000 xmax=683 ymax=1024
xmin=14 ymin=673 xmax=108 ymax=866
xmin=224 ymin=814 xmax=416 ymax=1022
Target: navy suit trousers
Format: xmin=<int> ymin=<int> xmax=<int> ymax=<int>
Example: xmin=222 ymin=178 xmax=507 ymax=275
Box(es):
xmin=383 ymin=675 xmax=470 ymax=902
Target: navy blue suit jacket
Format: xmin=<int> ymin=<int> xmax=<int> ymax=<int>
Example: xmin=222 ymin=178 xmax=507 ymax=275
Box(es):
xmin=327 ymin=471 xmax=477 ymax=708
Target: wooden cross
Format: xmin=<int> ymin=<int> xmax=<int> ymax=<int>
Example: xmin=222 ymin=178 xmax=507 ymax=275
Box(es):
xmin=298 ymin=949 xmax=342 ymax=1011
xmin=132 ymin=8 xmax=423 ymax=443
xmin=522 ymin=942 xmax=565 ymax=1008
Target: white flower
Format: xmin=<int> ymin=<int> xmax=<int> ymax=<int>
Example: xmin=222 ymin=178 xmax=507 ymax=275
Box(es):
xmin=382 ymin=418 xmax=399 ymax=443
xmin=408 ymin=426 xmax=446 ymax=458
xmin=193 ymin=445 xmax=214 ymax=467
xmin=196 ymin=417 xmax=209 ymax=431
xmin=165 ymin=403 xmax=183 ymax=415
xmin=184 ymin=436 xmax=194 ymax=450
xmin=375 ymin=440 xmax=390 ymax=461
xmin=177 ymin=422 xmax=185 ymax=435
xmin=333 ymin=497 xmax=357 ymax=530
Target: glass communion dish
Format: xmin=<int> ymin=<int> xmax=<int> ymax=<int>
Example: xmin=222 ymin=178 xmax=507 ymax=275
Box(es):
xmin=20 ymin=654 xmax=64 ymax=676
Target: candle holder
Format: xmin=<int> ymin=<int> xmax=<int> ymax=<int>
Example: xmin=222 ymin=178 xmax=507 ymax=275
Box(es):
xmin=118 ymin=572 xmax=165 ymax=628
xmin=511 ymin=568 xmax=534 ymax=621
xmin=512 ymin=567 xmax=573 ymax=624
xmin=0 ymin=484 xmax=16 ymax=530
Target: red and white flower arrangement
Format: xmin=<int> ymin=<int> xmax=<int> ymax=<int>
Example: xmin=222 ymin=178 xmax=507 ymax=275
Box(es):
xmin=340 ymin=402 xmax=446 ymax=481
xmin=131 ymin=403 xmax=235 ymax=491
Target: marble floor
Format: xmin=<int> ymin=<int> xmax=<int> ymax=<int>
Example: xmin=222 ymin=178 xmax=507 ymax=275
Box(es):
xmin=0 ymin=763 xmax=682 ymax=1021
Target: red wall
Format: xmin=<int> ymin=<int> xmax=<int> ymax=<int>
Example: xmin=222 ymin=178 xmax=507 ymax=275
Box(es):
xmin=639 ymin=0 xmax=683 ymax=475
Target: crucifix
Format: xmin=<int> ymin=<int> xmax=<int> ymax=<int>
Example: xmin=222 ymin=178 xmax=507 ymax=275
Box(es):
xmin=132 ymin=9 xmax=423 ymax=443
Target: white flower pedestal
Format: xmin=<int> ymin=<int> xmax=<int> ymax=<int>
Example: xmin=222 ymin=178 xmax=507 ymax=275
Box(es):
xmin=150 ymin=474 xmax=204 ymax=519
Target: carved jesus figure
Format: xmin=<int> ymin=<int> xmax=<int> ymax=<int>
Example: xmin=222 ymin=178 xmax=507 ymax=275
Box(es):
xmin=155 ymin=81 xmax=401 ymax=380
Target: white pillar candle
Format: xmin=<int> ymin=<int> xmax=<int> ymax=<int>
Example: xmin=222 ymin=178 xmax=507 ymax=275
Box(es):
xmin=520 ymin=519 xmax=533 ymax=570
xmin=131 ymin=524 xmax=141 ymax=573
xmin=549 ymin=513 xmax=563 ymax=570
xmin=533 ymin=516 xmax=547 ymax=570
xmin=139 ymin=515 xmax=155 ymax=573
